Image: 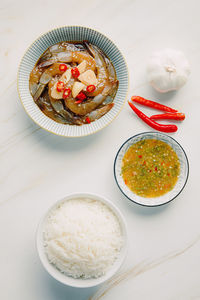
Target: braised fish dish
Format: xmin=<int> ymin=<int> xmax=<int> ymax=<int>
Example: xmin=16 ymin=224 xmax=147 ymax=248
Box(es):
xmin=29 ymin=41 xmax=118 ymax=125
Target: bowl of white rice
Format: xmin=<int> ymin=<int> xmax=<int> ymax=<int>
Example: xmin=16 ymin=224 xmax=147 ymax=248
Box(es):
xmin=36 ymin=193 xmax=127 ymax=288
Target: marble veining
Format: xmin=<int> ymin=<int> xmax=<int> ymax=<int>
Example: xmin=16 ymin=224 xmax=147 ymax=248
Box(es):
xmin=1 ymin=0 xmax=200 ymax=299
xmin=90 ymin=236 xmax=200 ymax=300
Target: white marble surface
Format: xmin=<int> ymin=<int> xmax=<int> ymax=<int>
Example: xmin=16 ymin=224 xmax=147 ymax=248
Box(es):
xmin=1 ymin=0 xmax=200 ymax=299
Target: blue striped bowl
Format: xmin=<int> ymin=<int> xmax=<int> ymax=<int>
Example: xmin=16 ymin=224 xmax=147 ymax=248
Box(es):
xmin=17 ymin=26 xmax=129 ymax=137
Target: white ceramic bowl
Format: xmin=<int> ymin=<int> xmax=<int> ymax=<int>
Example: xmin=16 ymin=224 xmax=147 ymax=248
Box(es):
xmin=36 ymin=193 xmax=128 ymax=288
xmin=114 ymin=132 xmax=189 ymax=207
xmin=18 ymin=26 xmax=129 ymax=137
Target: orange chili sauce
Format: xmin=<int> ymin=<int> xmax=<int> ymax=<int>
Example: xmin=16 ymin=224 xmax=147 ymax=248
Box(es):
xmin=121 ymin=139 xmax=180 ymax=197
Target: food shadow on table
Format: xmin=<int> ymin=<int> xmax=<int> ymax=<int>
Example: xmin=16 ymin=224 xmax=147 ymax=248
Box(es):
xmin=18 ymin=103 xmax=112 ymax=154
xmin=113 ymin=185 xmax=173 ymax=217
xmin=38 ymin=268 xmax=98 ymax=300
xmin=146 ymin=86 xmax=178 ymax=103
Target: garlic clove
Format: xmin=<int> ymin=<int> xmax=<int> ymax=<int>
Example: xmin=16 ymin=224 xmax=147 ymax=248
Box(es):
xmin=50 ymin=69 xmax=72 ymax=99
xmin=51 ymin=88 xmax=63 ymax=99
xmin=60 ymin=68 xmax=72 ymax=84
xmin=77 ymin=60 xmax=87 ymax=74
xmin=72 ymin=82 xmax=86 ymax=98
xmin=78 ymin=70 xmax=98 ymax=86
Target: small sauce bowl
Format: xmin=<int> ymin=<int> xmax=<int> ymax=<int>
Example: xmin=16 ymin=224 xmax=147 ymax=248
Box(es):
xmin=114 ymin=132 xmax=189 ymax=207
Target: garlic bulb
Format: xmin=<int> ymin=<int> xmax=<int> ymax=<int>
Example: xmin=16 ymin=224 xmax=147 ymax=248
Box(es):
xmin=147 ymin=48 xmax=190 ymax=93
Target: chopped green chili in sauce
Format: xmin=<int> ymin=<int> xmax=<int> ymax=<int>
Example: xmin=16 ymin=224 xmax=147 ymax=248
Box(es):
xmin=121 ymin=139 xmax=180 ymax=197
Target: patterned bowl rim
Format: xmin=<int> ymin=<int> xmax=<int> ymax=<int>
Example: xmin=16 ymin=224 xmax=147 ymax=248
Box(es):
xmin=17 ymin=25 xmax=129 ymax=137
xmin=114 ymin=132 xmax=189 ymax=207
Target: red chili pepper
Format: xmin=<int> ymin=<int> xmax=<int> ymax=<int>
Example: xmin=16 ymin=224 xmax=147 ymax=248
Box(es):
xmin=85 ymin=116 xmax=91 ymax=124
xmin=63 ymin=88 xmax=71 ymax=99
xmin=71 ymin=67 xmax=80 ymax=78
xmin=150 ymin=112 xmax=185 ymax=121
xmin=56 ymin=81 xmax=65 ymax=92
xmin=75 ymin=99 xmax=83 ymax=104
xmin=76 ymin=92 xmax=86 ymax=101
xmin=131 ymin=96 xmax=177 ymax=113
xmin=59 ymin=64 xmax=68 ymax=72
xmin=86 ymin=85 xmax=96 ymax=93
xmin=128 ymin=102 xmax=178 ymax=133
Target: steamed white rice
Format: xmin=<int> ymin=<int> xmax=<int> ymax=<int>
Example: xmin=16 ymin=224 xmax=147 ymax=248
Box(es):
xmin=44 ymin=197 xmax=123 ymax=279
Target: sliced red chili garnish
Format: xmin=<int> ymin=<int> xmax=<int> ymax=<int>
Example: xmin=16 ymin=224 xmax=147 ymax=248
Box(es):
xmin=85 ymin=117 xmax=91 ymax=124
xmin=71 ymin=67 xmax=80 ymax=78
xmin=75 ymin=99 xmax=84 ymax=104
xmin=86 ymin=85 xmax=96 ymax=93
xmin=76 ymin=92 xmax=86 ymax=101
xmin=63 ymin=88 xmax=71 ymax=99
xmin=138 ymin=155 xmax=142 ymax=158
xmin=59 ymin=64 xmax=68 ymax=72
xmin=56 ymin=81 xmax=65 ymax=92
